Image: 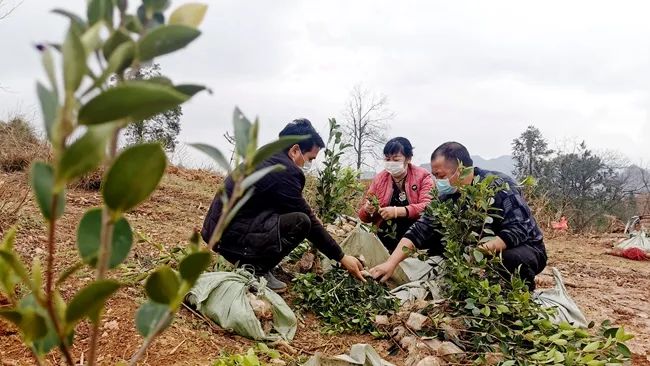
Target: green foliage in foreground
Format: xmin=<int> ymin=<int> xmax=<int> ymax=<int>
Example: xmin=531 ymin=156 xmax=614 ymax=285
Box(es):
xmin=423 ymin=167 xmax=633 ymax=364
xmin=212 ymin=343 xmax=281 ymax=366
xmin=292 ymin=266 xmax=399 ymax=335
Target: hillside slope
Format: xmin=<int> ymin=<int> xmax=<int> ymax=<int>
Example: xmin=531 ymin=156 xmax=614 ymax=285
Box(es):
xmin=1 ymin=167 xmax=649 ymax=365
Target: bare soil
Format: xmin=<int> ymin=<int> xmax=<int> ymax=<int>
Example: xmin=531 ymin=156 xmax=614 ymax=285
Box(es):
xmin=1 ymin=168 xmax=649 ymax=365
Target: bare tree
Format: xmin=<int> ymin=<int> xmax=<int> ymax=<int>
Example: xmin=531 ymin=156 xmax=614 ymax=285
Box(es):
xmin=0 ymin=0 xmax=21 ymax=21
xmin=0 ymin=1 xmax=22 ymax=91
xmin=342 ymin=84 xmax=394 ymax=171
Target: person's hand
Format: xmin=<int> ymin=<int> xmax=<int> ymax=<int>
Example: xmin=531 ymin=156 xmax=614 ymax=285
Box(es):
xmin=364 ymin=200 xmax=376 ymax=216
xmin=369 ymin=261 xmax=397 ymax=283
xmin=340 ymin=255 xmax=366 ymax=282
xmin=478 ymin=238 xmax=507 ymax=254
xmin=378 ymin=206 xmax=396 ymax=220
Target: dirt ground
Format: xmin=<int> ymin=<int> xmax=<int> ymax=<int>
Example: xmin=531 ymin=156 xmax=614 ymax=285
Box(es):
xmin=1 ymin=168 xmax=649 ymax=365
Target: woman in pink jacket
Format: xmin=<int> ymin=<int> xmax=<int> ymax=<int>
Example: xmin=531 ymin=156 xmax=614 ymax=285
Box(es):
xmin=358 ymin=137 xmax=434 ymax=252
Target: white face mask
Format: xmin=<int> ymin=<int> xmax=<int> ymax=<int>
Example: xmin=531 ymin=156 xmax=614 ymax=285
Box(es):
xmin=384 ymin=161 xmax=406 ymax=176
xmin=298 ymin=149 xmax=314 ymax=173
xmin=302 ymin=160 xmax=313 ymax=173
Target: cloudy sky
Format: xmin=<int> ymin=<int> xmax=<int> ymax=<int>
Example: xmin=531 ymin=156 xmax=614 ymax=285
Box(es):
xmin=1 ymin=0 xmax=649 ymax=169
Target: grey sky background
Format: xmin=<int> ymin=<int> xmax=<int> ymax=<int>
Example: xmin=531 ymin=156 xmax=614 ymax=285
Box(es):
xmin=1 ymin=0 xmax=649 ymax=170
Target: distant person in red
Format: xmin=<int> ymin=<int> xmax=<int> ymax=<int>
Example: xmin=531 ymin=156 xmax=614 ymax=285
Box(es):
xmin=358 ymin=137 xmax=433 ymax=252
xmin=551 ymin=216 xmax=569 ymax=231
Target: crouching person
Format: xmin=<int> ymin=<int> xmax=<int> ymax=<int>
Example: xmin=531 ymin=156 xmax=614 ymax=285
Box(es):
xmin=370 ymin=142 xmax=547 ymax=291
xmin=358 ymin=137 xmax=433 ymax=253
xmin=202 ymin=119 xmax=365 ymax=292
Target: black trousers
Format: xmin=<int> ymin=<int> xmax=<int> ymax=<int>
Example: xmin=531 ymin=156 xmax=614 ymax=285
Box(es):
xmin=499 ymin=242 xmax=547 ymax=291
xmin=221 ymin=212 xmax=311 ymax=273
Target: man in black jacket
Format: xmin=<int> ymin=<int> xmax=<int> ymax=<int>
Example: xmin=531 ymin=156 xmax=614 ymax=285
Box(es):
xmin=202 ymin=119 xmax=365 ymax=291
xmin=370 ymin=142 xmax=547 ymax=290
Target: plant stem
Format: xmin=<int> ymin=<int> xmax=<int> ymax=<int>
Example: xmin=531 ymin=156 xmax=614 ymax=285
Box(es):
xmin=44 ymin=193 xmax=75 ymax=366
xmin=208 ymin=182 xmax=242 ymax=250
xmin=128 ymin=311 xmax=172 ymax=366
xmin=88 ymin=128 xmax=120 ymax=366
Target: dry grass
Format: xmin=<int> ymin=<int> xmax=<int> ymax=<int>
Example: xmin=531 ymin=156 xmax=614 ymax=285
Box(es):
xmin=71 ymin=168 xmax=104 ymax=191
xmin=0 ymin=173 xmax=29 ymax=232
xmin=0 ymin=117 xmax=50 ymax=172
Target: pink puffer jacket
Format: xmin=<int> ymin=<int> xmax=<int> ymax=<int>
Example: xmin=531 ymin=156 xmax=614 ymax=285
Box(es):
xmin=358 ymin=163 xmax=433 ymax=226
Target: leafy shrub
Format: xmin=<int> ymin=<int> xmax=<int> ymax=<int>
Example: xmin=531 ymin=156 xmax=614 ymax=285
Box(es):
xmin=292 ymin=267 xmax=399 ymax=335
xmin=212 ymin=344 xmax=281 ymax=366
xmin=316 ymin=118 xmax=364 ymax=224
xmin=419 ymin=167 xmax=633 ymax=364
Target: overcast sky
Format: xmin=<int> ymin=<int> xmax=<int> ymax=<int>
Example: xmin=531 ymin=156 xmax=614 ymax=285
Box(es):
xmin=1 ymin=0 xmax=649 ymax=169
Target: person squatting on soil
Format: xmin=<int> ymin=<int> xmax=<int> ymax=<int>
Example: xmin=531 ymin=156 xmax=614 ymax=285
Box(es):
xmin=202 ymin=119 xmax=365 ymax=291
xmin=358 ymin=137 xmax=433 ymax=252
xmin=370 ymin=142 xmax=548 ymax=290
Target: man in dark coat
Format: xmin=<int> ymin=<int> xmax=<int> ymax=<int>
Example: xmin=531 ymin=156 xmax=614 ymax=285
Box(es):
xmin=370 ymin=142 xmax=547 ymax=290
xmin=202 ymin=119 xmax=365 ymax=291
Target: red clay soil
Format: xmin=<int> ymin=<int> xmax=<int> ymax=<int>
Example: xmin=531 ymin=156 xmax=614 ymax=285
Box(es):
xmin=1 ymin=169 xmax=649 ymax=365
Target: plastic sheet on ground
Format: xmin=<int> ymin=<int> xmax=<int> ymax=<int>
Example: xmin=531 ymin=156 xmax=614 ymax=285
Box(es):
xmin=186 ymin=269 xmax=297 ymax=342
xmin=303 ymin=344 xmax=395 ymax=366
xmin=534 ymin=267 xmax=588 ymax=328
xmin=615 ymin=230 xmax=650 ymax=252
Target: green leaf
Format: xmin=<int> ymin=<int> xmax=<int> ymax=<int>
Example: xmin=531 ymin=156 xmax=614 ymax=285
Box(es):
xmin=124 ymin=14 xmax=144 ymax=33
xmin=175 ymin=84 xmax=209 ymax=97
xmin=62 ymin=25 xmax=87 ymax=93
xmin=19 ymin=294 xmax=68 ymax=355
xmin=551 ymin=338 xmax=568 ymax=346
xmin=78 ymin=81 xmax=189 ymax=125
xmin=616 ymin=342 xmax=631 ymax=358
xmin=36 ymin=82 xmax=58 ymax=142
xmin=58 ymin=127 xmax=108 ymax=184
xmin=169 ymin=3 xmax=208 ymax=28
xmin=81 ymin=21 xmax=105 ymax=53
xmin=144 ymin=0 xmax=171 ymax=12
xmin=582 ymin=341 xmax=600 ymax=352
xmin=190 ymin=143 xmax=230 ymax=172
xmin=51 ymin=9 xmax=87 ymax=32
xmin=179 ymin=252 xmax=210 ymax=284
xmin=88 ymin=41 xmax=135 ymax=93
xmin=138 ymin=25 xmax=201 ymax=62
xmin=145 ymin=266 xmax=180 ymax=304
xmin=472 ymin=249 xmax=484 ymax=262
xmin=87 ymin=0 xmax=113 ymax=27
xmin=496 ymin=304 xmax=509 ymax=314
xmin=240 ymin=165 xmax=284 ymax=192
xmin=102 ymin=29 xmax=131 ymax=60
xmin=65 ymin=280 xmax=121 ymax=324
xmin=221 ymin=188 xmax=255 ymax=234
xmin=615 ymin=326 xmax=634 ymax=342
xmin=233 ymin=107 xmax=252 ymax=157
xmin=77 ymin=208 xmax=133 ymax=269
xmin=135 ymin=301 xmax=171 ymax=337
xmin=41 ymin=48 xmax=58 ymax=95
xmin=30 ymin=162 xmax=65 ymax=220
xmin=0 ymin=251 xmax=30 ymax=288
xmin=0 ymin=309 xmax=48 ymax=342
xmin=1 ymin=228 xmax=16 ymax=251
xmin=251 ymin=135 xmax=309 ymax=168
xmin=102 ymin=143 xmax=166 ymax=213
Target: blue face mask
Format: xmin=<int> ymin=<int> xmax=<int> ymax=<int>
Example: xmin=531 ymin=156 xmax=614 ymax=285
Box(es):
xmin=435 ymin=178 xmax=457 ymax=196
